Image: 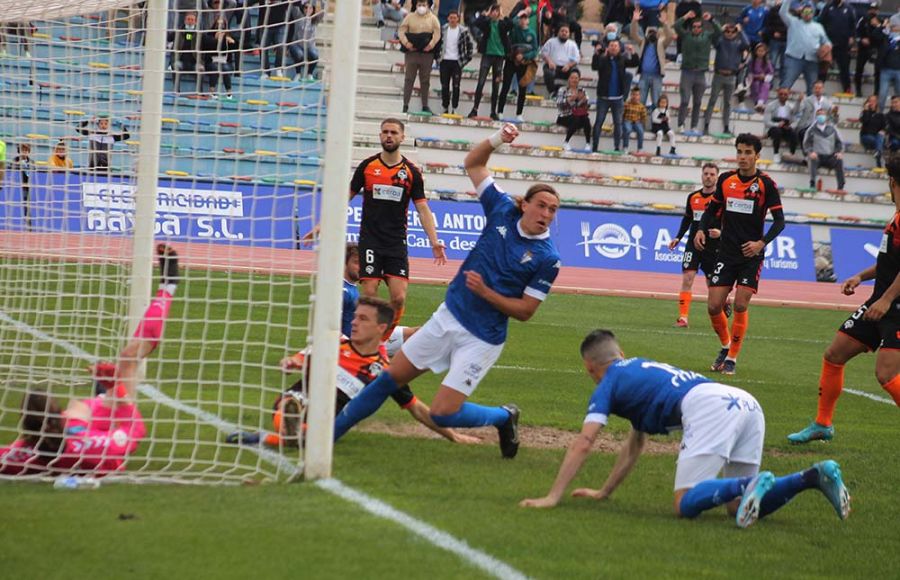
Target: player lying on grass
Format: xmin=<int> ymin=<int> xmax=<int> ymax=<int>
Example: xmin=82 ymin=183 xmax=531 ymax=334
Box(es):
xmin=520 ymin=329 xmax=850 ymax=529
xmin=789 ymin=156 xmax=900 ymax=444
xmin=226 ymin=296 xmax=479 ymax=447
xmin=0 ymin=244 xmax=180 ymax=476
xmin=330 ymin=123 xmax=562 ymax=458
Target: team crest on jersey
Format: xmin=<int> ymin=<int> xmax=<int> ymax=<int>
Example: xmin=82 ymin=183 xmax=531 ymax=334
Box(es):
xmin=496 ymin=225 xmax=507 ymax=238
xmin=520 ymin=251 xmax=533 ymax=264
xmin=553 ymin=260 xmax=561 ymax=269
xmin=397 ymin=169 xmax=408 ymax=181
xmin=369 ymin=362 xmax=384 ymax=376
xmin=711 ymin=275 xmax=719 ymax=283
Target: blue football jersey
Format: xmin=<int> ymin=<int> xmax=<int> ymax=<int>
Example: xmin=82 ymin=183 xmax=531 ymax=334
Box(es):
xmin=445 ymin=178 xmax=561 ymax=345
xmin=341 ymin=279 xmax=359 ymax=337
xmin=584 ymin=358 xmax=711 ymax=435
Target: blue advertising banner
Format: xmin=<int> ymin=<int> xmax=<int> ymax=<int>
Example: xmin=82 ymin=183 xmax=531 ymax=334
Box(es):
xmin=830 ymin=227 xmax=883 ymax=284
xmin=0 ymin=172 xmax=817 ymax=281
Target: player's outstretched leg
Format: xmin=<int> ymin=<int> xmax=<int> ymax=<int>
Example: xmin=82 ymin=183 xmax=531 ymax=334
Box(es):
xmin=751 ymin=460 xmax=850 ymax=522
xmin=735 ymin=471 xmax=776 ymax=528
xmin=333 ymin=370 xmax=401 ymax=440
xmin=677 ymin=475 xmax=758 ymax=519
xmin=428 ymin=387 xmax=519 ymax=458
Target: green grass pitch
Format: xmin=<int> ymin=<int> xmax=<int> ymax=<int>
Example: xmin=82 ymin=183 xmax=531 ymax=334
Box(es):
xmin=1 ymin=268 xmax=897 ymax=579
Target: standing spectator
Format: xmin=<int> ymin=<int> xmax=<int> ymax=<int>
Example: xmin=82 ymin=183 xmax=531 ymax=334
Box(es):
xmin=651 ymin=94 xmax=678 ymax=155
xmin=738 ymin=0 xmax=769 ymax=46
xmin=779 ymin=0 xmax=832 ymax=94
xmin=259 ymin=0 xmax=291 ymax=78
xmin=859 ymin=94 xmax=886 ymax=166
xmin=674 ymin=0 xmax=702 ymax=56
xmin=636 ymin=0 xmax=668 ymax=31
xmin=76 ymin=116 xmax=130 ymax=171
xmin=399 ymin=0 xmax=441 ymax=115
xmin=541 ymin=24 xmax=580 ymax=99
xmin=762 ymin=0 xmax=788 ymax=83
xmin=631 ymin=6 xmax=674 ymax=111
xmin=885 ymin=95 xmax=900 ymax=151
xmin=591 ymin=39 xmax=639 ymax=152
xmin=511 ymin=0 xmax=548 ymax=44
xmin=623 ymin=86 xmax=648 ymax=151
xmin=876 ymin=23 xmax=900 ymax=111
xmin=603 ymin=0 xmax=632 ymax=32
xmin=202 ymin=15 xmax=236 ymax=97
xmin=373 ymin=0 xmax=407 ymax=28
xmin=748 ymin=42 xmax=775 ymax=112
xmin=170 ymin=11 xmax=204 ymax=93
xmin=819 ymin=0 xmax=858 ymax=93
xmin=797 ymin=80 xmax=837 ymax=146
xmin=764 ymin=87 xmax=800 ymax=162
xmin=556 ymin=70 xmax=592 ymax=151
xmin=804 ymin=108 xmax=846 ymax=190
xmin=855 ymin=2 xmax=884 ymax=97
xmin=550 ymin=3 xmax=582 ymax=48
xmin=13 ymin=143 xmax=34 ymax=230
xmin=48 ymin=140 xmax=74 ymax=170
xmin=437 ymin=10 xmax=473 ymax=115
xmin=286 ymin=2 xmax=324 ymax=82
xmin=674 ymin=11 xmax=721 ymax=132
xmin=499 ymin=13 xmax=539 ymax=121
xmin=469 ymin=4 xmax=511 ymax=119
xmin=703 ymin=22 xmax=749 ymax=135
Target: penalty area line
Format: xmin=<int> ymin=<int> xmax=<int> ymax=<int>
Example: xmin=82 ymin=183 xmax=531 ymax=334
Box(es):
xmin=0 ymin=310 xmax=531 ymax=580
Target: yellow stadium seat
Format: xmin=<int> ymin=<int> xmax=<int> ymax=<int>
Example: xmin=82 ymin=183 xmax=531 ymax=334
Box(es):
xmin=63 ymin=109 xmax=86 ymax=116
xmin=25 ymin=133 xmax=50 ymax=140
xmin=294 ymin=179 xmax=317 ymax=186
xmin=165 ymin=170 xmax=190 ymax=177
xmin=612 ymin=175 xmax=634 ymax=181
xmin=490 ymin=166 xmax=512 ymax=172
xmin=246 ymin=99 xmax=269 ymax=105
xmin=161 ymin=118 xmax=180 ymax=124
xmin=88 ymin=62 xmax=110 ymax=69
xmin=540 ymin=145 xmax=563 ymax=152
xmin=255 ymin=149 xmax=278 ymax=157
xmin=281 ymin=126 xmax=303 ymax=132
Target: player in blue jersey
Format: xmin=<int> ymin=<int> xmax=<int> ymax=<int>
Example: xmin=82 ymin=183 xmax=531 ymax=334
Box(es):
xmin=341 ymin=243 xmax=361 ymax=337
xmin=331 ymin=123 xmax=562 ymax=458
xmin=520 ymin=330 xmax=851 ymax=528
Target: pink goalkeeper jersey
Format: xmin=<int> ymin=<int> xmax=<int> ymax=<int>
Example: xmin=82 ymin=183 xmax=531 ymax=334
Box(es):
xmin=0 ymin=396 xmax=146 ymax=476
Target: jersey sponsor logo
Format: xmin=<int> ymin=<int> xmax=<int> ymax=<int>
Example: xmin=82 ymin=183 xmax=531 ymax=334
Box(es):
xmin=365 ymin=265 xmax=375 ymax=275
xmin=578 ymin=221 xmax=646 ymax=260
xmin=496 ymin=225 xmax=507 ymax=238
xmin=335 ymin=367 xmax=367 ymax=398
xmin=372 ymin=184 xmax=405 ymax=202
xmin=726 ymin=198 xmax=754 ymax=214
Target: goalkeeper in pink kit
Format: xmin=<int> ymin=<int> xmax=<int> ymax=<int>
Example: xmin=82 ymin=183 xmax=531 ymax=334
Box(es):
xmin=0 ymin=244 xmax=180 ymax=476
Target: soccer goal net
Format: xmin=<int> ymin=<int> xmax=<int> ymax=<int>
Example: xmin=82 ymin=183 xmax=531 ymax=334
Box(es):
xmin=0 ymin=0 xmax=361 ymax=484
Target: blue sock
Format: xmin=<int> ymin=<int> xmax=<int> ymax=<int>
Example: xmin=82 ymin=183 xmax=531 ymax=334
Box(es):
xmin=679 ymin=477 xmax=753 ymax=519
xmin=759 ymin=468 xmax=818 ymax=519
xmin=430 ymin=402 xmax=510 ymax=428
xmin=333 ymin=372 xmax=399 ymax=441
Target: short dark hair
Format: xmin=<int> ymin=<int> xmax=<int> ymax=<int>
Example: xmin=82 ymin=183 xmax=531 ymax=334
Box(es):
xmin=489 ymin=3 xmax=501 ymax=12
xmin=448 ymin=9 xmax=459 ymax=17
xmin=702 ymin=162 xmax=719 ymax=172
xmin=735 ymin=133 xmax=762 ymax=153
xmin=357 ymin=295 xmax=395 ymax=327
xmin=381 ymin=117 xmax=405 ymax=132
xmin=20 ymin=391 xmax=65 ymax=454
xmin=580 ymin=329 xmax=621 ymax=364
xmin=630 ymin=86 xmax=640 ymax=92
xmin=887 ymin=155 xmax=900 ymax=184
xmin=345 ymin=242 xmax=359 ymax=265
xmin=892 ymin=95 xmax=900 ymax=101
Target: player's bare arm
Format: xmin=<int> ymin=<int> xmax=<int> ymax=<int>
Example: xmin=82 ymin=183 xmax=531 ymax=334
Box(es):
xmin=464 ymin=270 xmax=542 ymax=321
xmin=574 ymin=428 xmax=647 ymax=500
xmin=414 ymin=201 xmax=447 ymax=265
xmin=520 ymin=421 xmax=604 ymax=508
xmin=464 ymin=124 xmax=519 ymax=188
xmin=842 ymin=265 xmax=877 ymax=295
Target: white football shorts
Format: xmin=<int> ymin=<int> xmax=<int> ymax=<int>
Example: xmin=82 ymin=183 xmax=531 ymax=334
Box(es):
xmin=401 ymin=303 xmax=504 ymax=396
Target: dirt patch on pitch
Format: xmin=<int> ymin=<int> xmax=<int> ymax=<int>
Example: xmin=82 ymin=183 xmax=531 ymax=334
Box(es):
xmin=357 ymin=421 xmax=682 ymax=454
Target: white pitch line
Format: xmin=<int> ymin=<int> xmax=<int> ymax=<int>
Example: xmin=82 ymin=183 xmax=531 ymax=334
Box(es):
xmin=844 ymin=388 xmax=895 ymax=405
xmin=0 ymin=310 xmax=530 ymax=580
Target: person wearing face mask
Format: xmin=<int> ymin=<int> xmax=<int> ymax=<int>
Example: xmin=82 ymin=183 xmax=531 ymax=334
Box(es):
xmin=674 ymin=10 xmax=721 ymax=132
xmin=779 ymin=0 xmax=832 ymax=95
xmin=875 ymin=23 xmax=900 ymax=111
xmin=796 ymin=80 xmax=837 ymax=148
xmin=804 ymin=108 xmax=846 ymax=191
xmin=399 ymin=0 xmax=441 ymax=114
xmin=541 ymin=23 xmax=580 ymax=98
xmin=631 ymin=4 xmax=674 ymax=112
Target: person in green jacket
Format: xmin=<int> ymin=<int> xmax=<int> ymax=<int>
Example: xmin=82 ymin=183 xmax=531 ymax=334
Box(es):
xmin=674 ymin=10 xmax=721 ymax=131
xmin=499 ymin=12 xmax=539 ymax=120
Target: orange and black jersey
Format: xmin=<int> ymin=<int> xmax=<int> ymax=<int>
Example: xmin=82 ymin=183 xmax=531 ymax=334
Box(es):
xmin=700 ymin=170 xmax=784 ymax=258
xmin=873 ymin=211 xmax=900 ymax=304
xmin=350 ymin=154 xmax=426 ymax=250
xmin=674 ymin=189 xmax=719 ymax=243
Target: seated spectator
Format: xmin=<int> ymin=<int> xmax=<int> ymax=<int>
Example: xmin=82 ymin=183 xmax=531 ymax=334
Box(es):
xmin=623 ymin=86 xmax=648 ymax=151
xmin=702 ymin=22 xmax=749 ymax=135
xmin=804 ymin=108 xmax=846 ymax=191
xmin=400 ymin=0 xmax=441 ymax=115
xmin=876 ymin=23 xmax=900 ymax=112
xmin=779 ymin=0 xmax=831 ymax=95
xmin=797 ymin=80 xmax=838 ymax=148
xmin=886 ymin=95 xmax=900 ymax=151
xmin=202 ymin=15 xmax=237 ymax=98
xmin=468 ymin=4 xmax=510 ymax=119
xmin=764 ymin=87 xmax=800 ymax=162
xmin=373 ymin=0 xmax=407 ymax=28
xmin=48 ymin=140 xmax=74 ymax=170
xmin=859 ymin=94 xmax=886 ymax=167
xmin=437 ymin=10 xmax=474 ymax=115
xmin=171 ymin=11 xmax=204 ymax=93
xmin=748 ymin=42 xmax=775 ymax=112
xmin=499 ymin=12 xmax=539 ymax=121
xmin=556 ymin=70 xmax=592 ymax=151
xmin=76 ymin=116 xmax=130 ymax=171
xmin=541 ymin=24 xmax=580 ymax=98
xmin=591 ymin=39 xmax=638 ymax=152
xmin=651 ymin=94 xmax=677 ymax=156
xmin=287 ymin=1 xmax=324 ymax=82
